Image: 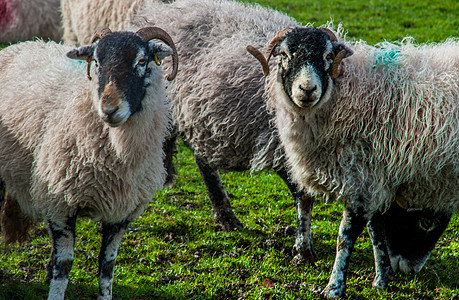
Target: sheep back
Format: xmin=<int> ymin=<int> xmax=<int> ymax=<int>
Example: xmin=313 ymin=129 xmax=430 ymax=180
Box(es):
xmin=0 ymin=0 xmax=62 ymax=43
xmin=133 ymin=0 xmax=298 ymax=171
xmin=61 ymin=0 xmax=143 ymax=45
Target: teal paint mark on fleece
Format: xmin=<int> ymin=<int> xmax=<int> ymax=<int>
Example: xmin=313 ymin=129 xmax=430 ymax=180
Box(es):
xmin=374 ymin=47 xmax=401 ymax=67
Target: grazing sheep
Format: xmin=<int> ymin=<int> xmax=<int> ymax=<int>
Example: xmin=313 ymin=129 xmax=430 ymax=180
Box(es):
xmin=0 ymin=0 xmax=62 ymax=43
xmin=248 ymin=26 xmax=458 ymax=297
xmin=0 ymin=26 xmax=178 ymax=300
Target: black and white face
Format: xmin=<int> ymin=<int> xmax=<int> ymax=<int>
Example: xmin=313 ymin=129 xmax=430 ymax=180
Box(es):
xmin=274 ymin=28 xmax=352 ymax=109
xmin=67 ymin=32 xmax=172 ymax=127
xmin=384 ymin=204 xmax=451 ymax=274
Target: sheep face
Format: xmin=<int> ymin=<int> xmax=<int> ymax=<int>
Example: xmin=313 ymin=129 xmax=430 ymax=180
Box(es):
xmin=67 ymin=31 xmax=173 ymax=127
xmin=274 ymin=28 xmax=352 ymax=109
xmin=383 ymin=204 xmax=451 ymax=274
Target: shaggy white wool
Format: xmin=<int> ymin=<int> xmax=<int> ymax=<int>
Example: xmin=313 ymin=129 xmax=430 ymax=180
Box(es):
xmin=0 ymin=40 xmax=170 ymax=224
xmin=270 ymin=36 xmax=459 ymax=213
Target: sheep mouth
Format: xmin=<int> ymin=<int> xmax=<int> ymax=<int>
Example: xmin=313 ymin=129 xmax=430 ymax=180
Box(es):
xmin=103 ymin=113 xmax=130 ymax=127
xmin=389 ymin=255 xmax=428 ymax=274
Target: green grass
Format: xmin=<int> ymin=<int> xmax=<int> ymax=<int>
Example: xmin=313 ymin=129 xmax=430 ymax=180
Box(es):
xmin=1 ymin=0 xmax=458 ymax=299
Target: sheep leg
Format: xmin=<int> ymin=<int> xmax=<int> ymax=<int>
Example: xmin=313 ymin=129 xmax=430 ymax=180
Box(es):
xmin=323 ymin=204 xmax=368 ymax=298
xmin=97 ymin=220 xmax=129 ymax=300
xmin=0 ymin=178 xmax=5 ymax=204
xmin=275 ymin=168 xmax=316 ymax=265
xmin=163 ymin=130 xmax=178 ymax=188
xmin=367 ymin=210 xmax=392 ymax=289
xmin=195 ymin=156 xmax=243 ymax=231
xmin=47 ymin=215 xmax=78 ymax=300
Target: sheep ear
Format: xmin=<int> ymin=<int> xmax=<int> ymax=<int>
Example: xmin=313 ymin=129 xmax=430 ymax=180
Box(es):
xmin=333 ymin=42 xmax=354 ymax=58
xmin=66 ymin=45 xmax=95 ymax=61
xmin=148 ymin=41 xmax=173 ymax=61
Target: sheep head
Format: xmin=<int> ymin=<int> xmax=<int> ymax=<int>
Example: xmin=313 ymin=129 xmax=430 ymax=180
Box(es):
xmin=247 ymin=27 xmax=353 ymax=109
xmin=66 ymin=27 xmax=178 ymax=127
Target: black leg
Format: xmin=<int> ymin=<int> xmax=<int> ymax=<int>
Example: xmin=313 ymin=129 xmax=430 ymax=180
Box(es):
xmin=275 ymin=168 xmax=316 ymax=264
xmin=98 ymin=220 xmax=129 ymax=299
xmin=163 ymin=130 xmax=178 ymax=188
xmin=47 ymin=215 xmax=77 ymax=300
xmin=195 ymin=156 xmax=243 ymax=231
xmin=0 ymin=178 xmax=5 ymax=204
xmin=323 ymin=203 xmax=368 ymax=298
xmin=367 ymin=210 xmax=393 ymax=289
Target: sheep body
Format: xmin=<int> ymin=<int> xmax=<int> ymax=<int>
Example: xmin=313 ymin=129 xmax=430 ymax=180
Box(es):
xmin=0 ymin=0 xmax=62 ymax=43
xmin=137 ymin=0 xmax=298 ymax=172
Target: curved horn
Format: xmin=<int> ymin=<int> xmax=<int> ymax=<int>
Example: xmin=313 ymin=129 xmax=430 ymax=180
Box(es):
xmin=330 ymin=49 xmax=347 ymax=79
xmin=319 ymin=27 xmax=338 ymax=42
xmin=86 ymin=27 xmax=112 ymax=80
xmin=91 ymin=27 xmax=113 ymax=43
xmin=246 ymin=27 xmax=293 ymax=76
xmin=246 ymin=45 xmax=270 ymax=76
xmin=136 ymin=26 xmax=179 ymax=81
xmin=265 ymin=27 xmax=293 ymax=64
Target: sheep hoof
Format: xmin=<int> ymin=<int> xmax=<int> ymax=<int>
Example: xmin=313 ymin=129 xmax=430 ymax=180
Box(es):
xmin=214 ymin=214 xmax=244 ymax=231
xmin=212 ymin=205 xmax=244 ymax=231
xmin=292 ymin=243 xmax=317 ymax=265
xmin=322 ymin=284 xmax=345 ymax=299
xmin=292 ymin=251 xmax=316 ymax=266
xmin=372 ymin=275 xmax=389 ymax=290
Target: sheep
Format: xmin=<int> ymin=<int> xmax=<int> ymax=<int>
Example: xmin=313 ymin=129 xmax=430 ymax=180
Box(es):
xmin=60 ymin=0 xmax=453 ymax=267
xmin=0 ymin=0 xmax=62 ymax=43
xmin=0 ymin=26 xmax=178 ymax=300
xmin=248 ymin=26 xmax=458 ymax=297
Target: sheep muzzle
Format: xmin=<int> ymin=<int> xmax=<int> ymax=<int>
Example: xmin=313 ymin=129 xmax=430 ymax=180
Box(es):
xmin=100 ymin=81 xmax=129 ymax=127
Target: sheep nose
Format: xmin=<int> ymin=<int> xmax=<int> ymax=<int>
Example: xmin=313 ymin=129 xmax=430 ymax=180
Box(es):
xmin=103 ymin=106 xmax=119 ymax=118
xmin=299 ymin=84 xmax=317 ymax=97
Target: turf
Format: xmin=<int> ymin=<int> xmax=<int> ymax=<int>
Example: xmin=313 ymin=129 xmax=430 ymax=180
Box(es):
xmin=1 ymin=0 xmax=458 ymax=299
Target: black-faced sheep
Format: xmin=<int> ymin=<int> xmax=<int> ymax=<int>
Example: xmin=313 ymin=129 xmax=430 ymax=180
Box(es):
xmin=248 ymin=27 xmax=458 ymax=297
xmin=0 ymin=0 xmax=62 ymax=43
xmin=0 ymin=27 xmax=178 ymax=300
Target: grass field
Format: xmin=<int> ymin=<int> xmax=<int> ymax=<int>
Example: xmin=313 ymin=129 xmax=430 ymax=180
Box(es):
xmin=0 ymin=0 xmax=458 ymax=299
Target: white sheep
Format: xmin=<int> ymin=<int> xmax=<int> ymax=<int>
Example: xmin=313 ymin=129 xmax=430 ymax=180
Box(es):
xmin=0 ymin=0 xmax=62 ymax=43
xmin=248 ymin=26 xmax=458 ymax=297
xmin=0 ymin=26 xmax=178 ymax=300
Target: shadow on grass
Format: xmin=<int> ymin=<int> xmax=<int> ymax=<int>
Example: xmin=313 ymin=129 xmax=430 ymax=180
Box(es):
xmin=0 ymin=268 xmax=220 ymax=300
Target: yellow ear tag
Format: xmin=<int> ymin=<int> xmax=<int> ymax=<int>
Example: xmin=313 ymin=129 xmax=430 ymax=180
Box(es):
xmin=154 ymin=53 xmax=162 ymax=66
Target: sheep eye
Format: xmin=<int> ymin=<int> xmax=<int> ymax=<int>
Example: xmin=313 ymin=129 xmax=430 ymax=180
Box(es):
xmin=326 ymin=53 xmax=335 ymax=61
xmin=419 ymin=218 xmax=434 ymax=231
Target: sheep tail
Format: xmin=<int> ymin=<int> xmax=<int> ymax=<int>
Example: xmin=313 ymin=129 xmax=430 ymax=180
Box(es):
xmin=1 ymin=194 xmax=33 ymax=244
